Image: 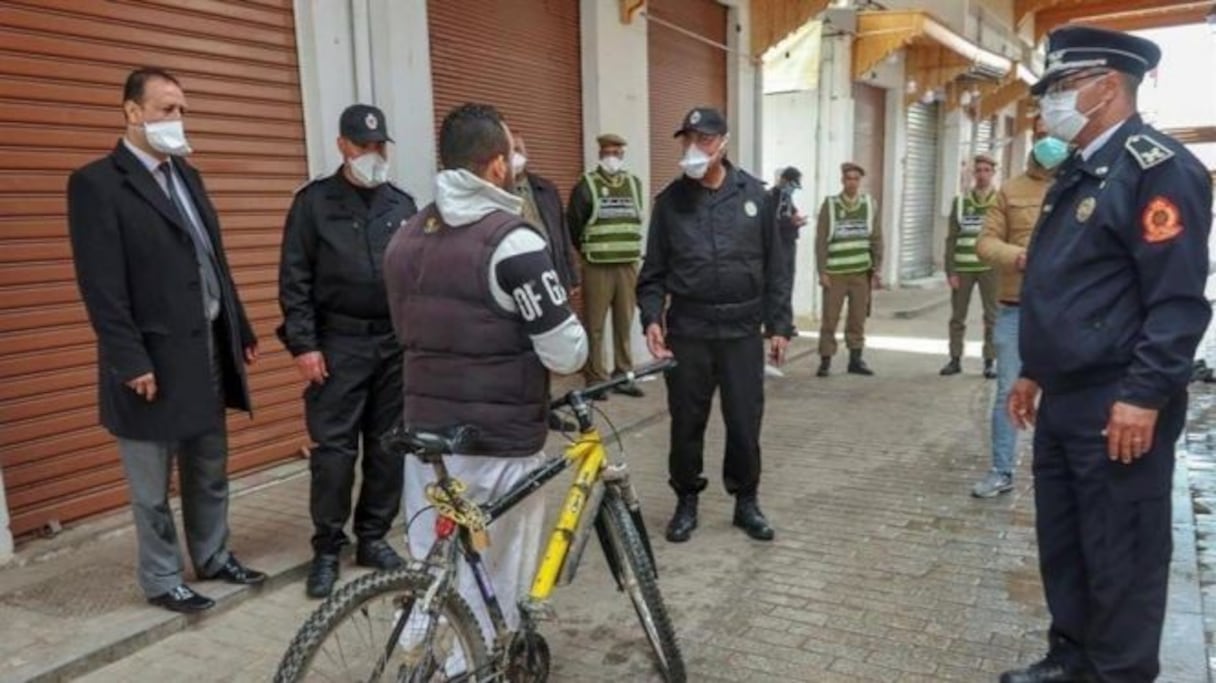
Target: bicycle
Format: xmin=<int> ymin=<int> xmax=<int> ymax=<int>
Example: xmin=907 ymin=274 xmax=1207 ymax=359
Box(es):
xmin=274 ymin=359 xmax=685 ymax=682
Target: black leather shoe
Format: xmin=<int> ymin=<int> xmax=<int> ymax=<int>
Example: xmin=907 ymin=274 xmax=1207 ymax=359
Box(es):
xmin=940 ymin=357 xmax=962 ymax=376
xmin=733 ymin=496 xmax=775 ymax=541
xmin=548 ymin=412 xmax=578 ymax=432
xmin=205 ymin=555 xmax=267 ymax=586
xmin=612 ymin=381 xmax=645 ymax=398
xmin=148 ymin=584 xmax=215 ymax=613
xmin=306 ymin=554 xmax=340 ymax=599
xmin=665 ymin=495 xmax=698 ymax=543
xmin=356 ymin=539 xmax=405 ymax=570
xmin=984 ymin=359 xmax=997 ymax=379
xmin=847 ymin=350 xmax=874 ymax=376
xmin=999 ymin=657 xmax=1096 ymax=683
xmin=816 ymin=357 xmax=831 ymax=377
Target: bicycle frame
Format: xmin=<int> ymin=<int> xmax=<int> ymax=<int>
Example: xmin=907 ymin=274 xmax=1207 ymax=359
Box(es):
xmin=418 ymin=426 xmax=610 ymax=645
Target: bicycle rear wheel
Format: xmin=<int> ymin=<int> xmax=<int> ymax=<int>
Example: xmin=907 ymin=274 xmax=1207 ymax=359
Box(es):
xmin=274 ymin=566 xmax=490 ymax=682
xmin=597 ymin=491 xmax=687 ymax=682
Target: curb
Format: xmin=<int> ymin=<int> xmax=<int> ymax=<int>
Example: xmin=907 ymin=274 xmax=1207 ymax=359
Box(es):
xmin=890 ymin=292 xmax=952 ymax=319
xmin=1162 ymin=448 xmax=1212 ymax=683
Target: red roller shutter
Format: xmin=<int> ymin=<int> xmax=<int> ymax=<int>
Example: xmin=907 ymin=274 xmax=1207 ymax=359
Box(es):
xmin=647 ymin=0 xmax=728 ymax=196
xmin=427 ymin=0 xmax=583 ymax=198
xmin=0 ymin=0 xmax=309 ymax=536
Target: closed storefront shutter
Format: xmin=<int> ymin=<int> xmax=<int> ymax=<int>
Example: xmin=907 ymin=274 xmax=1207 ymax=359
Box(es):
xmin=647 ymin=0 xmax=727 ymax=197
xmin=851 ymin=83 xmax=887 ymax=210
xmin=974 ymin=115 xmax=995 ymax=155
xmin=0 ymin=0 xmax=309 ymax=536
xmin=428 ymin=0 xmax=583 ymax=198
xmin=899 ymin=101 xmax=941 ymax=281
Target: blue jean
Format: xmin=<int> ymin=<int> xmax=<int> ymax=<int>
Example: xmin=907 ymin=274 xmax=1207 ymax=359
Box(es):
xmin=991 ymin=306 xmax=1021 ymax=476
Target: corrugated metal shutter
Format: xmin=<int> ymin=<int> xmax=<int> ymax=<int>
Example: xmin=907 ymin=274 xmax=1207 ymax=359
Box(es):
xmin=851 ymin=83 xmax=886 ymax=209
xmin=647 ymin=0 xmax=728 ymax=196
xmin=899 ymin=101 xmax=940 ymax=281
xmin=427 ymin=0 xmax=583 ymax=198
xmin=0 ymin=0 xmax=309 ymax=536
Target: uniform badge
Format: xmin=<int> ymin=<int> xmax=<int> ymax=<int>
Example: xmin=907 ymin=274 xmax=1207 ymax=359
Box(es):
xmin=1142 ymin=196 xmax=1183 ymax=243
xmin=423 ymin=216 xmax=441 ymax=234
xmin=365 ymin=113 xmax=378 ymax=130
xmin=1075 ymin=197 xmax=1096 ymax=223
xmin=600 ymin=185 xmax=609 ymax=197
xmin=744 ymin=200 xmax=758 ymax=217
xmin=690 ymin=110 xmax=702 ymax=125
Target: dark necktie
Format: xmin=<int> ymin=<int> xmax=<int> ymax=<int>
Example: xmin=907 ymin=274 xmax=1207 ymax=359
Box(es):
xmin=160 ymin=162 xmax=221 ymax=320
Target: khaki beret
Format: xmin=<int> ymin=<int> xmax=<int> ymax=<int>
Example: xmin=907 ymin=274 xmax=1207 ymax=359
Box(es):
xmin=973 ymin=153 xmax=998 ymax=168
xmin=597 ymin=133 xmax=627 ymax=147
xmin=841 ymin=162 xmax=865 ymax=177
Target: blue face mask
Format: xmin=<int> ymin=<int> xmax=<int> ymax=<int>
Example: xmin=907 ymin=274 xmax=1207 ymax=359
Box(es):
xmin=1032 ymin=136 xmax=1069 ymax=169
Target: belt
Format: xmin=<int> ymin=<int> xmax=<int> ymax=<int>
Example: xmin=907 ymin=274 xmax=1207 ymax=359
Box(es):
xmin=318 ymin=311 xmax=394 ymax=335
xmin=669 ymin=296 xmax=763 ymax=323
xmin=999 ymin=300 xmax=1020 ymax=307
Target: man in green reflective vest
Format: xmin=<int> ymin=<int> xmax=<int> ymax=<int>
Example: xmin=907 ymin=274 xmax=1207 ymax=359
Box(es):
xmin=815 ymin=162 xmax=883 ymax=377
xmin=941 ymin=153 xmax=999 ymax=378
xmin=567 ymin=133 xmax=646 ymax=396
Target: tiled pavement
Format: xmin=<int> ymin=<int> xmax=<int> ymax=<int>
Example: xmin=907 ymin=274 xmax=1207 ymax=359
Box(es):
xmin=3 ymin=295 xmax=1211 ymax=682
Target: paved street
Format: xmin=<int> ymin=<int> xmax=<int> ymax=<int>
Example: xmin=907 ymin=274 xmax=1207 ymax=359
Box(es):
xmin=5 ymin=296 xmax=1210 ymax=682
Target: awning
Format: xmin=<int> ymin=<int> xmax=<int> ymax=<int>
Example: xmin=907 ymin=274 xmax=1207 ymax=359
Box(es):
xmin=853 ymin=11 xmax=1036 ymax=105
xmin=1019 ymin=0 xmax=1215 ymax=39
xmin=750 ymin=0 xmax=832 ymax=58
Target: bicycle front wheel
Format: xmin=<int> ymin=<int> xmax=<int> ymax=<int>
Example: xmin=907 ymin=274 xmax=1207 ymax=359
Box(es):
xmin=274 ymin=566 xmax=490 ymax=683
xmin=597 ymin=491 xmax=687 ymax=682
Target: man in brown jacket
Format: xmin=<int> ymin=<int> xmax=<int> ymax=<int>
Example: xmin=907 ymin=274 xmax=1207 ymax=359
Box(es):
xmin=815 ymin=162 xmax=883 ymax=376
xmin=970 ymin=117 xmax=1063 ymax=498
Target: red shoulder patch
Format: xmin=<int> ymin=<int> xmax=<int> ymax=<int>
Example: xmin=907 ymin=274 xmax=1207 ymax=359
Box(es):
xmin=1141 ymin=196 xmax=1183 ymax=243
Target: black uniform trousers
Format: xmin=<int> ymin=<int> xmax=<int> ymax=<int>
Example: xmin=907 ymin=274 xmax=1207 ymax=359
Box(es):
xmin=1033 ymin=381 xmax=1186 ymax=682
xmin=665 ymin=334 xmax=764 ymax=497
xmin=306 ymin=331 xmax=404 ymax=554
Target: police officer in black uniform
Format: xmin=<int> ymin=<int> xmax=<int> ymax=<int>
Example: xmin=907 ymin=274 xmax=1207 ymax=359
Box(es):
xmin=770 ymin=166 xmax=807 ymax=332
xmin=638 ymin=107 xmax=793 ymax=544
xmin=1004 ymin=27 xmax=1212 ymax=683
xmin=278 ymin=104 xmax=419 ymax=598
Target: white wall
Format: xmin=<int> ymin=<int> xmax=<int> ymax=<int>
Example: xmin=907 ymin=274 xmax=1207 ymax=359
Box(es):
xmin=293 ymin=0 xmax=436 ymax=202
xmin=0 ymin=465 xmax=12 ymax=564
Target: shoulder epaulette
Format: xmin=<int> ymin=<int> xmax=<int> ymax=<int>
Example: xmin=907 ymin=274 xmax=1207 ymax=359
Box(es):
xmin=292 ymin=173 xmax=328 ymax=195
xmin=386 ymin=180 xmax=414 ymax=198
xmin=1125 ymin=133 xmax=1175 ymax=171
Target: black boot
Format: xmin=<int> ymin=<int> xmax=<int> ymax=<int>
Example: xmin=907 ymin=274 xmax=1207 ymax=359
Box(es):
xmin=999 ymin=656 xmax=1096 ymax=683
xmin=983 ymin=359 xmax=997 ymax=380
xmin=847 ymin=349 xmax=874 ymax=375
xmin=665 ymin=495 xmax=698 ymax=543
xmin=939 ymin=357 xmax=962 ymax=376
xmin=732 ymin=496 xmax=774 ymax=541
xmin=306 ymin=554 xmax=340 ymax=599
xmin=816 ymin=356 xmax=831 ymax=377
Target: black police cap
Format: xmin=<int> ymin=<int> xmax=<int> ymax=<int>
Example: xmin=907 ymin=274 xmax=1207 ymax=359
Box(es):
xmin=1031 ymin=25 xmax=1161 ymax=96
xmin=673 ymin=107 xmax=728 ymax=138
xmin=340 ymin=104 xmax=392 ymax=144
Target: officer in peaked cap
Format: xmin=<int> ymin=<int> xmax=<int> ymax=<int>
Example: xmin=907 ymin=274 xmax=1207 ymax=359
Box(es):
xmin=277 ymin=103 xmax=418 ymax=599
xmin=1003 ymin=26 xmax=1212 ymax=683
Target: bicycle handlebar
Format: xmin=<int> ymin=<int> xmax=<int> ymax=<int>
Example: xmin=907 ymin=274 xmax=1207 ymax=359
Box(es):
xmin=549 ymin=358 xmax=677 ymax=411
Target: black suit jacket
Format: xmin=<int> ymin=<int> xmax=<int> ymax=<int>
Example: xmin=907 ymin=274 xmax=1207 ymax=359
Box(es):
xmin=525 ymin=172 xmax=580 ymax=290
xmin=67 ymin=140 xmax=256 ymax=441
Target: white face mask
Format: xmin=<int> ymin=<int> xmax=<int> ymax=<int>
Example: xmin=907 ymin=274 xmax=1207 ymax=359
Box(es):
xmin=144 ymin=119 xmax=192 ymax=156
xmin=599 ymin=155 xmax=625 ymax=174
xmin=349 ymin=152 xmax=389 ymax=187
xmin=511 ymin=151 xmax=527 ymax=177
xmin=679 ymin=137 xmax=727 ymax=180
xmin=1039 ymin=76 xmax=1107 ymax=143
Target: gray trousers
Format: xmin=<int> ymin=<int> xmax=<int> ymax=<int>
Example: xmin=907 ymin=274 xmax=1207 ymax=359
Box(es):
xmin=118 ymin=323 xmax=231 ymax=597
xmin=118 ymin=432 xmax=232 ymax=596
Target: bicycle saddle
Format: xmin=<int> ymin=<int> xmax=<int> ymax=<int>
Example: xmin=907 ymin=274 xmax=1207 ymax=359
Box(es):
xmin=380 ymin=421 xmax=480 ymax=462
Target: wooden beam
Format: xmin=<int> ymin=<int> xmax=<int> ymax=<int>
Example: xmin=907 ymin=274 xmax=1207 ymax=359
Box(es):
xmin=975 ymin=78 xmax=1031 ymax=120
xmin=903 ymin=42 xmax=971 ymax=105
xmin=1015 ymin=0 xmax=1069 ymax=25
xmin=1160 ymin=126 xmax=1216 ymax=144
xmin=750 ymin=0 xmax=832 ymax=58
xmin=619 ymin=0 xmax=645 ymax=25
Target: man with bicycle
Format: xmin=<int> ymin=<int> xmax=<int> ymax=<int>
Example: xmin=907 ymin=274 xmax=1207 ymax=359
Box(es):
xmin=383 ymin=103 xmax=588 ymax=640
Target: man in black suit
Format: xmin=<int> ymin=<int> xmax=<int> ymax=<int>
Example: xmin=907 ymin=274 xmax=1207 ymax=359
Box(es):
xmin=67 ymin=67 xmax=266 ymax=613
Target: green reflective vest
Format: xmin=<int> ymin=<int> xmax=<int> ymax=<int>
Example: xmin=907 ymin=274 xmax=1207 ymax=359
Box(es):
xmin=952 ymin=191 xmax=996 ymax=273
xmin=581 ymin=170 xmax=644 ymax=264
xmin=825 ymin=194 xmax=875 ymax=275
